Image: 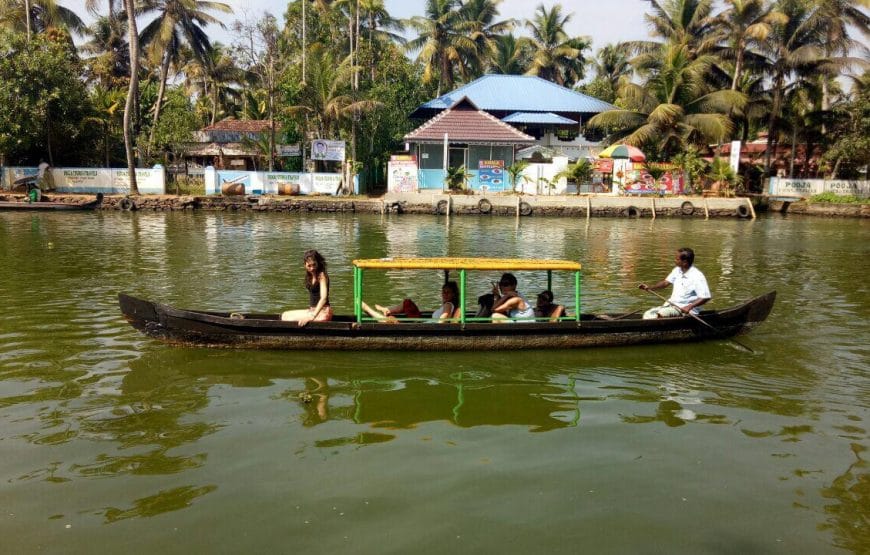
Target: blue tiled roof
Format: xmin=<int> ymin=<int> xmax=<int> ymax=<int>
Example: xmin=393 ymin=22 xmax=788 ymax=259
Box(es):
xmin=502 ymin=112 xmax=578 ymax=125
xmin=417 ymin=75 xmax=615 ymax=114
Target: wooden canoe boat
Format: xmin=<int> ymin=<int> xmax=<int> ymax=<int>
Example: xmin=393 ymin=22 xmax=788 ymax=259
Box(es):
xmin=117 ymin=291 xmax=776 ymax=351
xmin=0 ymin=193 xmax=104 ymax=211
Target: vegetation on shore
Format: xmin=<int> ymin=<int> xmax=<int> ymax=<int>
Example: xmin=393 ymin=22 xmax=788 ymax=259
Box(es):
xmin=0 ymin=0 xmax=867 ymax=193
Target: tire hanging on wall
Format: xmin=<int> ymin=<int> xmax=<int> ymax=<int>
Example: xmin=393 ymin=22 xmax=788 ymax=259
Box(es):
xmin=478 ymin=198 xmax=493 ymax=214
xmin=680 ymin=201 xmax=695 ymax=216
xmin=518 ymin=201 xmax=532 ymax=216
xmin=119 ymin=197 xmax=135 ymax=211
xmin=736 ymin=203 xmax=751 ymax=218
xmin=625 ymin=205 xmax=640 ymax=218
xmin=435 ymin=199 xmax=448 ymax=215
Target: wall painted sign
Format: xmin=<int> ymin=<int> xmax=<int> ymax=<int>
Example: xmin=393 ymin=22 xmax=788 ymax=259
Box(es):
xmin=768 ymin=178 xmax=869 ymax=197
xmin=205 ymin=169 xmax=345 ymax=195
xmin=388 ymin=158 xmax=419 ymax=193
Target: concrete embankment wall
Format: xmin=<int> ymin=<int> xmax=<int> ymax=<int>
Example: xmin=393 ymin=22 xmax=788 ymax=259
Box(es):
xmin=91 ymin=193 xmax=758 ymax=219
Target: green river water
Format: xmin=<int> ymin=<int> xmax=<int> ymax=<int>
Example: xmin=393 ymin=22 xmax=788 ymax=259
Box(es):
xmin=0 ymin=210 xmax=867 ymax=554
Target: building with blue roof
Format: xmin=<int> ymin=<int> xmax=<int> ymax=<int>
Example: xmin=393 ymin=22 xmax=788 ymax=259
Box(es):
xmin=402 ymin=75 xmax=615 ymax=193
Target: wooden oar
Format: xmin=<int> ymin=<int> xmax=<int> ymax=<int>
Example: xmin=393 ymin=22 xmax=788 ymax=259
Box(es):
xmin=642 ymin=287 xmax=755 ymax=353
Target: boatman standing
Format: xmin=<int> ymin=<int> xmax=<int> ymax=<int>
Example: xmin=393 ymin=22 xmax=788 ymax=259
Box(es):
xmin=638 ymin=247 xmax=711 ymax=319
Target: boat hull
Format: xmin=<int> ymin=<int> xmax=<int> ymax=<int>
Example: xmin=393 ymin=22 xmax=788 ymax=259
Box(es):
xmin=119 ymin=291 xmax=776 ymax=351
xmin=0 ymin=194 xmax=103 ymax=211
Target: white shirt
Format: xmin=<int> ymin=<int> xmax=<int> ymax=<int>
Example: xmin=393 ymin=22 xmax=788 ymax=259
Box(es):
xmin=666 ymin=265 xmax=711 ymax=312
xmin=37 ymin=162 xmax=49 ymax=178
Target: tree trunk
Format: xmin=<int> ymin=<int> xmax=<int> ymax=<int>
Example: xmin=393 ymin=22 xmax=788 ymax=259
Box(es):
xmin=764 ymin=75 xmax=784 ymax=176
xmin=789 ymin=126 xmax=796 ymax=178
xmin=148 ymin=50 xmax=172 ymax=159
xmin=302 ymin=0 xmax=307 ymax=84
xmin=24 ymin=0 xmax=31 ymax=41
xmin=123 ymin=0 xmax=140 ymax=195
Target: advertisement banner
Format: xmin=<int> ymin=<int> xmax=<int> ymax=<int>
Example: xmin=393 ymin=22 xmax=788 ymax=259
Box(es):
xmin=388 ymin=159 xmax=419 ymax=193
xmin=476 ymin=160 xmax=506 ymax=192
xmin=311 ymin=140 xmax=346 ymax=161
xmin=594 ymin=159 xmax=613 ymax=173
xmin=276 ymin=144 xmax=301 ymax=157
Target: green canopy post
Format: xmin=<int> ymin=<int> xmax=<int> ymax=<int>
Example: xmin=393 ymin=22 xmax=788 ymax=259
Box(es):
xmin=459 ymin=269 xmax=466 ymax=325
xmin=574 ymin=270 xmax=582 ymax=322
xmin=354 ymin=266 xmax=363 ymax=323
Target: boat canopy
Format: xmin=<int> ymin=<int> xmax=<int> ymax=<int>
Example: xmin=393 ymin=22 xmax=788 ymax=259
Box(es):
xmin=352 ymin=257 xmax=583 ymax=324
xmin=353 ymin=257 xmax=581 ymax=271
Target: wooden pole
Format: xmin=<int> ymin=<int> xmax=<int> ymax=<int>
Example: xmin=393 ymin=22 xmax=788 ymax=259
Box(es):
xmin=745 ymin=197 xmax=756 ymax=220
xmin=651 ymin=197 xmax=656 ymax=220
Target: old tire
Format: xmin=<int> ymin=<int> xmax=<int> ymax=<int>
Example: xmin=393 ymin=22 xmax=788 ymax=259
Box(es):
xmin=478 ymin=198 xmax=492 ymax=214
xmin=435 ymin=199 xmax=448 ymax=215
xmin=119 ymin=197 xmax=135 ymax=211
xmin=625 ymin=205 xmax=640 ymax=218
xmin=680 ymin=201 xmax=695 ymax=216
xmin=518 ymin=201 xmax=532 ymax=216
xmin=736 ymin=203 xmax=751 ymax=218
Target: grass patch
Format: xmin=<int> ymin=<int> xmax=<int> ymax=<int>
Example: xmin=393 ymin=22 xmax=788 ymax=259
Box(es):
xmin=809 ymin=192 xmax=866 ymax=204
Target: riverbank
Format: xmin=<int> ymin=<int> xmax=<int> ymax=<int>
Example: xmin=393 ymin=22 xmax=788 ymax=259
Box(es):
xmin=3 ymin=192 xmax=867 ymax=218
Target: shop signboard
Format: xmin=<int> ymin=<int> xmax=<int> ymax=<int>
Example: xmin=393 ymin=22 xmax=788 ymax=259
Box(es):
xmin=388 ymin=156 xmax=419 ymax=193
xmin=477 ymin=159 xmax=506 ymax=192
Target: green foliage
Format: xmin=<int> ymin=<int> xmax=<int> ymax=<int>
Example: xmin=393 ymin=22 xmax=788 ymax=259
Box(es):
xmin=554 ymin=159 xmax=593 ymax=191
xmin=671 ymin=147 xmax=708 ymax=194
xmin=0 ymin=30 xmax=94 ymax=165
xmin=506 ymin=160 xmax=530 ymax=192
xmin=578 ymin=78 xmax=616 ymax=104
xmin=707 ymin=157 xmax=743 ymax=196
xmin=445 ymin=164 xmax=471 ymax=191
xmin=150 ymin=88 xmax=199 ymax=164
xmin=809 ymin=192 xmax=866 ymax=204
xmin=823 ymin=74 xmax=870 ymax=179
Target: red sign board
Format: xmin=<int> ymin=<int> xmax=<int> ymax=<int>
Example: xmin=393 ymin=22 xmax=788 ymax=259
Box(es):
xmin=595 ymin=159 xmax=614 ymax=173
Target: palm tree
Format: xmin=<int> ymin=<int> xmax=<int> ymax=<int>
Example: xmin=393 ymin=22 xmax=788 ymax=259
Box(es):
xmin=588 ymin=43 xmax=746 ymax=158
xmin=523 ymin=3 xmax=590 ymax=87
xmin=488 ymin=33 xmax=530 ymax=75
xmin=459 ymin=0 xmax=515 ymax=78
xmin=285 ymin=42 xmax=381 ymax=139
xmin=593 ymin=43 xmax=633 ymax=92
xmin=183 ymin=43 xmax=243 ymax=125
xmin=139 ymin=0 xmax=232 ymax=155
xmin=810 ymin=0 xmax=870 ymax=115
xmin=80 ymin=13 xmax=129 ymax=88
xmin=714 ymin=0 xmax=786 ymax=90
xmin=0 ymin=0 xmax=86 ymax=36
xmin=406 ymin=0 xmax=474 ymax=95
xmin=641 ymin=0 xmax=718 ymax=54
xmin=759 ymin=0 xmax=825 ymax=174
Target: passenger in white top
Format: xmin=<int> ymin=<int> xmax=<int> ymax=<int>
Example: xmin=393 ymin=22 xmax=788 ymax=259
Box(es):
xmin=638 ymin=248 xmax=711 ymax=319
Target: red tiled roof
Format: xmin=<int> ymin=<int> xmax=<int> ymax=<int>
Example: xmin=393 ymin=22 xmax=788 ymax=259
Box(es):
xmin=201 ymin=119 xmax=273 ymax=132
xmin=404 ymin=97 xmax=534 ymax=144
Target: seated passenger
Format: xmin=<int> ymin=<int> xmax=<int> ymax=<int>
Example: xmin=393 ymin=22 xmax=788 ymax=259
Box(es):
xmin=534 ymin=290 xmax=565 ymax=321
xmin=491 ymin=273 xmax=535 ymax=322
xmin=475 ymin=293 xmax=495 ymax=318
xmin=362 ymin=281 xmax=459 ymax=323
